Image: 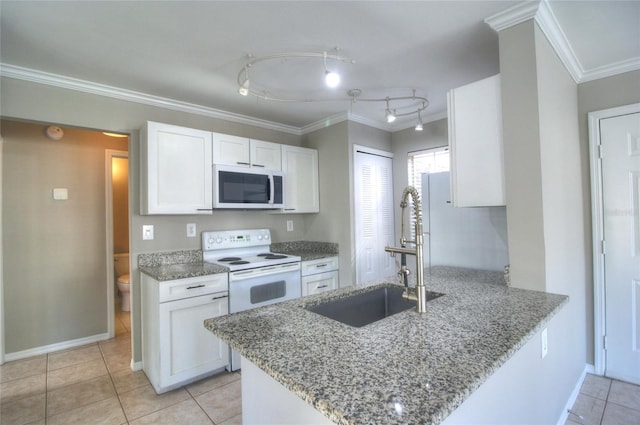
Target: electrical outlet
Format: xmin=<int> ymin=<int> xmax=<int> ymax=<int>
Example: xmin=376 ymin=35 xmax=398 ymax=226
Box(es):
xmin=142 ymin=224 xmax=154 ymax=240
xmin=541 ymin=328 xmax=548 ymax=359
xmin=186 ymin=223 xmax=197 ymax=237
xmin=287 ymin=220 xmax=294 ymax=232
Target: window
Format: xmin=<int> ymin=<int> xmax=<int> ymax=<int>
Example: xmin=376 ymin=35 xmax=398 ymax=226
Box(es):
xmin=406 ymin=147 xmax=449 ymax=239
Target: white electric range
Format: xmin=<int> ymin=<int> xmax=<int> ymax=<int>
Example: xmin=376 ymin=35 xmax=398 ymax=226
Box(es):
xmin=202 ymin=228 xmax=301 ymax=371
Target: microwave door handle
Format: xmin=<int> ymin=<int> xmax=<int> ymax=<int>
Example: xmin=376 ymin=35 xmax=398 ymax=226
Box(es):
xmin=268 ymin=175 xmax=275 ymax=204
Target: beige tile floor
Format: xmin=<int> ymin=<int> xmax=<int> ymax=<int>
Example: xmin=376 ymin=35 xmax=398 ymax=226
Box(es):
xmin=566 ymin=374 xmax=640 ymax=425
xmin=0 ymin=308 xmax=242 ymax=425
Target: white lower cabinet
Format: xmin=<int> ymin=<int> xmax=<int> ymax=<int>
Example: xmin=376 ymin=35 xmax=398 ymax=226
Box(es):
xmin=301 ymin=257 xmax=339 ymax=296
xmin=142 ymin=273 xmax=229 ymax=394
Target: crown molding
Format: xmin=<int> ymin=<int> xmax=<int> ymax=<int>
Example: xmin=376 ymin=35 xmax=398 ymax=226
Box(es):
xmin=534 ymin=0 xmax=582 ymax=83
xmin=579 ymin=56 xmax=640 ymax=83
xmin=485 ymin=0 xmax=640 ymax=84
xmin=483 ymin=0 xmax=540 ymax=32
xmin=0 ymin=63 xmax=303 ymax=135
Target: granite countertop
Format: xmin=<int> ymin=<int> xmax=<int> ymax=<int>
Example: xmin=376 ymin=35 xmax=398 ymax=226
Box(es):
xmin=204 ymin=269 xmax=568 ymax=425
xmin=138 ymin=250 xmax=228 ymax=281
xmin=271 ymin=241 xmax=339 ymax=262
xmin=139 ymin=262 xmax=228 ymax=281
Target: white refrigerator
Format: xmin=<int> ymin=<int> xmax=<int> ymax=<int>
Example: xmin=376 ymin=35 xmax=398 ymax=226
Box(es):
xmin=421 ymin=172 xmax=509 ymax=271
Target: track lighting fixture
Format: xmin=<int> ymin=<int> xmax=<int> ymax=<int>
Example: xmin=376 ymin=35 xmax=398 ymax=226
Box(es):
xmin=235 ymin=50 xmax=429 ymax=126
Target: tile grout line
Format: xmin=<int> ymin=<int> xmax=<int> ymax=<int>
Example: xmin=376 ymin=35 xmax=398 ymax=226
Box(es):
xmin=98 ymin=340 xmax=130 ymax=424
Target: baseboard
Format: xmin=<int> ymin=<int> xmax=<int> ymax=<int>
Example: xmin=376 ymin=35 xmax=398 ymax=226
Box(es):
xmin=132 ymin=359 xmax=143 ymax=371
xmin=556 ymin=364 xmax=594 ymax=425
xmin=4 ymin=332 xmax=111 ymax=362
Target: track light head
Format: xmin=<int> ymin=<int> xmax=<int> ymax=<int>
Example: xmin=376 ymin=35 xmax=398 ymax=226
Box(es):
xmin=325 ymin=70 xmax=340 ymax=88
xmin=238 ymin=79 xmax=250 ymax=96
xmin=415 ymin=109 xmax=423 ymax=131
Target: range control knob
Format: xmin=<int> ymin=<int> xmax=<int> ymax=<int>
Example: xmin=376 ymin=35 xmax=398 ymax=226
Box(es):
xmin=216 ymin=237 xmax=223 ymax=244
xmin=264 ymin=233 xmax=270 ymax=240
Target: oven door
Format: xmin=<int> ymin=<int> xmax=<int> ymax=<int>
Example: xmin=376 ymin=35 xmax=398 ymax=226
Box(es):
xmin=227 ymin=262 xmax=301 ymax=372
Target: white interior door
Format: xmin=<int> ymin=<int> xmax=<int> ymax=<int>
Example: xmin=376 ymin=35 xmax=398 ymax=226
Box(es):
xmin=354 ymin=148 xmax=395 ymax=284
xmin=602 ymin=111 xmax=640 ymax=384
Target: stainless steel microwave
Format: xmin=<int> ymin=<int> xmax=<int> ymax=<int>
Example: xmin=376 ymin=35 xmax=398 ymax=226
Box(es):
xmin=212 ymin=164 xmax=284 ymax=209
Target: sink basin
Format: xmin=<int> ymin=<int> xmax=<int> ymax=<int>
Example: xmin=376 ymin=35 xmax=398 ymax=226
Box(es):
xmin=306 ymin=286 xmax=444 ymax=328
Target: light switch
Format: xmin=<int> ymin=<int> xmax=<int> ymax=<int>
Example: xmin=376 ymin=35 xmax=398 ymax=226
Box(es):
xmin=53 ymin=188 xmax=68 ymax=200
xmin=287 ymin=220 xmax=294 ymax=232
xmin=142 ymin=225 xmax=154 ymax=240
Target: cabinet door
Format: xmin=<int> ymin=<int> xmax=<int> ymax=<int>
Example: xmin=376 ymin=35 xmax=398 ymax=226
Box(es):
xmin=301 ymin=271 xmax=339 ymax=296
xmin=281 ymin=145 xmax=320 ymax=213
xmin=212 ymin=132 xmax=251 ymax=167
xmin=141 ymin=122 xmax=212 ymax=214
xmin=158 ymin=294 xmax=229 ymax=388
xmin=251 ymin=140 xmax=281 ymax=169
xmin=447 ymin=74 xmax=505 ymax=207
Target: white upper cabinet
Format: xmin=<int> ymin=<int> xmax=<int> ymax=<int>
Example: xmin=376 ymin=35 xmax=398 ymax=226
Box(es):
xmin=140 ymin=121 xmax=213 ymax=215
xmin=281 ymin=145 xmax=319 ymax=213
xmin=251 ymin=139 xmax=282 ymax=170
xmin=212 ymin=133 xmax=281 ymax=169
xmin=447 ymin=74 xmax=506 ymax=207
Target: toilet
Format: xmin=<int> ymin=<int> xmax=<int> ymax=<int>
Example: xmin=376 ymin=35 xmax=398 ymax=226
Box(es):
xmin=114 ymin=253 xmax=131 ymax=312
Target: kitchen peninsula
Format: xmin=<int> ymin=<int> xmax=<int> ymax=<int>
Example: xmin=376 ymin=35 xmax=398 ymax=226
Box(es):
xmin=204 ymin=268 xmax=568 ymax=425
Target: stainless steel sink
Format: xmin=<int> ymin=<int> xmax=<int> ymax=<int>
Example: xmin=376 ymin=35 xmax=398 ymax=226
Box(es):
xmin=306 ymin=286 xmax=444 ymax=328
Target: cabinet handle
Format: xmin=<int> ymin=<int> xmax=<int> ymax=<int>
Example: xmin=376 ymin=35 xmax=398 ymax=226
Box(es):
xmin=187 ymin=284 xmax=206 ymax=290
xmin=236 ymin=161 xmax=250 ymax=166
xmin=211 ymin=295 xmax=228 ymax=301
xmin=252 ymin=164 xmax=265 ymax=168
xmin=317 ymin=285 xmax=328 ymax=289
xmin=284 ymin=208 xmax=296 ymax=211
xmin=196 ymin=208 xmax=213 ymax=211
xmin=315 ymin=264 xmax=328 ymax=268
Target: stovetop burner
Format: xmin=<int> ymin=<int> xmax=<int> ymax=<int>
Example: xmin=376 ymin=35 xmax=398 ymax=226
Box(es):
xmin=201 ymin=229 xmax=301 ymax=271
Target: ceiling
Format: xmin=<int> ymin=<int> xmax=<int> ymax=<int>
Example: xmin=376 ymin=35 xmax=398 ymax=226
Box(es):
xmin=1 ymin=1 xmax=639 ymax=133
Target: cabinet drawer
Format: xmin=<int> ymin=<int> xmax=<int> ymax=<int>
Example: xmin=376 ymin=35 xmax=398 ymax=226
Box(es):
xmin=301 ymin=257 xmax=339 ymax=277
xmin=159 ymin=274 xmax=228 ymax=302
xmin=301 ymin=271 xmax=339 ymax=296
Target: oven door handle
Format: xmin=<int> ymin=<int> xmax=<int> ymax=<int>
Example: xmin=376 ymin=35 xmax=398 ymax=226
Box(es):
xmin=229 ymin=262 xmax=300 ymax=281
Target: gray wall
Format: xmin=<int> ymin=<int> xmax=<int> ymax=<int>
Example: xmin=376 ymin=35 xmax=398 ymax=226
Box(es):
xmin=0 ymin=78 xmax=307 ymax=362
xmin=303 ymin=120 xmax=392 ymax=286
xmin=499 ymin=20 xmax=587 ymax=417
xmin=2 ymin=120 xmax=128 ymax=352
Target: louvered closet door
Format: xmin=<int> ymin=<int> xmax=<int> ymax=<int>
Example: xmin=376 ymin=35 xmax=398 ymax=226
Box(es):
xmin=354 ymin=149 xmax=395 ymax=284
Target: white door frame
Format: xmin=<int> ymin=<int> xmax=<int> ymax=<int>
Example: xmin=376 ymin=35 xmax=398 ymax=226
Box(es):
xmin=0 ymin=135 xmax=4 ymax=364
xmin=589 ymin=102 xmax=640 ymax=376
xmin=105 ymin=149 xmax=129 ymax=339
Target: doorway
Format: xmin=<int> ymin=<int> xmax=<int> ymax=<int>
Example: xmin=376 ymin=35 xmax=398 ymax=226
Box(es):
xmin=590 ymin=103 xmax=640 ymax=384
xmin=106 ymin=150 xmax=130 ymax=339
